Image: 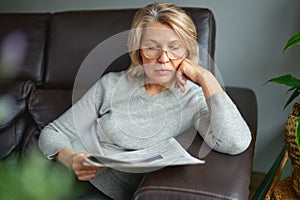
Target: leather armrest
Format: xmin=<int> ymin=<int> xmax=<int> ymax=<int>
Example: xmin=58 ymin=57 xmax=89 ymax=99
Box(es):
xmin=134 ymin=134 xmax=255 ymax=200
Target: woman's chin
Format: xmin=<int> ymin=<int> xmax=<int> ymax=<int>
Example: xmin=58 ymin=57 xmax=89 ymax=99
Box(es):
xmin=148 ymin=77 xmax=176 ymax=88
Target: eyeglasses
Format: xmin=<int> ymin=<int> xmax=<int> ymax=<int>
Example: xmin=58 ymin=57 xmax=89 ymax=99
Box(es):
xmin=141 ymin=46 xmax=186 ymax=60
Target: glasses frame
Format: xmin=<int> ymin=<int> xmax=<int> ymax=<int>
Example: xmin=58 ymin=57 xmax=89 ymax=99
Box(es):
xmin=141 ymin=47 xmax=186 ymax=60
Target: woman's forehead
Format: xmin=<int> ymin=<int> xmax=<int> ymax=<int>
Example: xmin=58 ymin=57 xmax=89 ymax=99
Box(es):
xmin=141 ymin=23 xmax=181 ymax=43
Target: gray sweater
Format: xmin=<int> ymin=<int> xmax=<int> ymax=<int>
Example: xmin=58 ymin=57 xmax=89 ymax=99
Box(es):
xmin=38 ymin=71 xmax=251 ymax=200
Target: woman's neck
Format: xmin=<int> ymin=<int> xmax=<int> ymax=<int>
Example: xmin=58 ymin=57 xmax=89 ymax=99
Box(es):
xmin=144 ymin=83 xmax=168 ymax=96
xmin=144 ymin=79 xmax=176 ymax=96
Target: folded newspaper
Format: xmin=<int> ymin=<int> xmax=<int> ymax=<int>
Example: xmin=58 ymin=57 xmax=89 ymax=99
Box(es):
xmin=84 ymin=138 xmax=205 ymax=172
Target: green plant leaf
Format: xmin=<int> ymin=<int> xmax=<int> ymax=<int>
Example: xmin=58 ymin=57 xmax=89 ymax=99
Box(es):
xmin=266 ymin=74 xmax=300 ymax=88
xmin=284 ymin=88 xmax=300 ymax=109
xmin=286 ymin=87 xmax=295 ymax=94
xmin=296 ymin=114 xmax=300 ymax=152
xmin=0 ymin=149 xmax=74 ymax=200
xmin=283 ymin=31 xmax=300 ymax=52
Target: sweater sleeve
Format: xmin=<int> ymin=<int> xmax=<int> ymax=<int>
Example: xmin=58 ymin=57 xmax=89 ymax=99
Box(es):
xmin=38 ymin=79 xmax=103 ymax=159
xmin=193 ymin=92 xmax=252 ymax=155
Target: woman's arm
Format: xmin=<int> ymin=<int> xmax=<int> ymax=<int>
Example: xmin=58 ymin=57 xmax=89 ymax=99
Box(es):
xmin=176 ymin=59 xmax=251 ymax=155
xmin=55 ymin=148 xmax=75 ymax=169
xmin=38 ymin=76 xmax=105 ymax=158
xmin=38 ymin=78 xmax=105 ymax=179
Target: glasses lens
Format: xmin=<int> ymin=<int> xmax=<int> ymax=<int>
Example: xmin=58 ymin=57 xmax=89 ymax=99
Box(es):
xmin=167 ymin=48 xmax=185 ymax=59
xmin=142 ymin=47 xmax=185 ymax=60
xmin=143 ymin=48 xmax=161 ymax=59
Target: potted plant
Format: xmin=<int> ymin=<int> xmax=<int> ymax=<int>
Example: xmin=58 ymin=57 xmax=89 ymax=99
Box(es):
xmin=266 ymin=31 xmax=300 ymax=197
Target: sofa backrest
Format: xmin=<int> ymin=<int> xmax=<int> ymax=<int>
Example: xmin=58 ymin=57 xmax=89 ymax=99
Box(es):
xmin=43 ymin=10 xmax=135 ymax=89
xmin=43 ymin=8 xmax=215 ymax=89
xmin=0 ymin=8 xmax=215 ymax=89
xmin=0 ymin=8 xmax=215 ymax=90
xmin=0 ymin=13 xmax=50 ymax=83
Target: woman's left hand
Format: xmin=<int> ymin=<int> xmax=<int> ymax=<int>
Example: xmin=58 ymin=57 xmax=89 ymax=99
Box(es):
xmin=176 ymin=59 xmax=202 ymax=93
xmin=176 ymin=58 xmax=223 ymax=98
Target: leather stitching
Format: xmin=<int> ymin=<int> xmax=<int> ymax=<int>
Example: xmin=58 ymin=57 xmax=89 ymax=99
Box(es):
xmin=21 ymin=126 xmax=38 ymax=154
xmin=21 ymin=81 xmax=30 ymax=115
xmin=135 ymin=185 xmax=238 ymax=200
xmin=12 ymin=119 xmax=16 ymax=149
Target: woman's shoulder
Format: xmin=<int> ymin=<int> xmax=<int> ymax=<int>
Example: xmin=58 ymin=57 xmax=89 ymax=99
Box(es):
xmin=98 ymin=70 xmax=127 ymax=85
xmin=96 ymin=70 xmax=138 ymax=92
xmin=101 ymin=70 xmax=126 ymax=80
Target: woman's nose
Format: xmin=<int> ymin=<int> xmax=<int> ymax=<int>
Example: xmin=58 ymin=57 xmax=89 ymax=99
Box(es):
xmin=157 ymin=51 xmax=170 ymax=63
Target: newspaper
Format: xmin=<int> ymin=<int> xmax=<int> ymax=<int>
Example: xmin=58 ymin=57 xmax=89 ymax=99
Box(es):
xmin=84 ymin=138 xmax=205 ymax=173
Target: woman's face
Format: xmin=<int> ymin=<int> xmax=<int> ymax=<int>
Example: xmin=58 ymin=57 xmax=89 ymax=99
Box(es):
xmin=140 ymin=23 xmax=186 ymax=87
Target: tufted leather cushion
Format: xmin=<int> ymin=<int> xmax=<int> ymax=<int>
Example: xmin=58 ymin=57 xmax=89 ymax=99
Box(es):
xmin=44 ymin=8 xmax=215 ymax=89
xmin=28 ymin=89 xmax=73 ymax=130
xmin=28 ymin=89 xmax=86 ymax=130
xmin=0 ymin=80 xmax=35 ymax=158
xmin=0 ymin=82 xmax=25 ymax=129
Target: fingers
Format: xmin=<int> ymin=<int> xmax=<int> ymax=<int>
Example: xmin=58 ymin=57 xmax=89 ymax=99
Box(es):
xmin=178 ymin=59 xmax=201 ymax=83
xmin=176 ymin=70 xmax=186 ymax=93
xmin=71 ymin=153 xmax=103 ymax=181
xmin=74 ymin=168 xmax=98 ymax=181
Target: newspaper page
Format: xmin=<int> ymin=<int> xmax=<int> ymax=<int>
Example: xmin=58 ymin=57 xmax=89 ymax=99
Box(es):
xmin=84 ymin=137 xmax=205 ymax=173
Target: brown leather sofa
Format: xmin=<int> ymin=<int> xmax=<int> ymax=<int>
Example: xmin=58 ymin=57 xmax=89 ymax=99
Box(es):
xmin=0 ymin=7 xmax=257 ymax=200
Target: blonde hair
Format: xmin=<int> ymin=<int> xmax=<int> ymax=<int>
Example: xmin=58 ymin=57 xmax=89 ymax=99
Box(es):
xmin=127 ymin=3 xmax=199 ymax=78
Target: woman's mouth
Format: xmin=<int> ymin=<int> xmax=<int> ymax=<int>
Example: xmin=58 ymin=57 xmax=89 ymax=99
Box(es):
xmin=155 ymin=69 xmax=172 ymax=76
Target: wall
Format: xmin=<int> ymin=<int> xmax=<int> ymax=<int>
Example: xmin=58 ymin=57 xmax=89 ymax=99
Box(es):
xmin=1 ymin=0 xmax=300 ymax=173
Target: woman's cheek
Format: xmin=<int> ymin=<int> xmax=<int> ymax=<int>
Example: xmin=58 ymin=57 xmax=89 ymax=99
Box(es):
xmin=172 ymin=59 xmax=184 ymax=71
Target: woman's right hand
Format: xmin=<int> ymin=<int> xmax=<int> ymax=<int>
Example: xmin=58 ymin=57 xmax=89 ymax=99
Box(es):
xmin=56 ymin=148 xmax=104 ymax=181
xmin=71 ymin=152 xmax=104 ymax=181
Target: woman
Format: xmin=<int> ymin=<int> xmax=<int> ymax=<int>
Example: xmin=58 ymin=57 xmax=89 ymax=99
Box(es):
xmin=39 ymin=3 xmax=251 ymax=200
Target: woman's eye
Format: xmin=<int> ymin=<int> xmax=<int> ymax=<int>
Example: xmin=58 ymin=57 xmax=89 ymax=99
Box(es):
xmin=147 ymin=46 xmax=159 ymax=50
xmin=170 ymin=46 xmax=181 ymax=51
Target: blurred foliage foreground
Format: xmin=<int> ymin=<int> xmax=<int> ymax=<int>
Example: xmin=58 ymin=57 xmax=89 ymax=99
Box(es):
xmin=0 ymin=149 xmax=75 ymax=200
